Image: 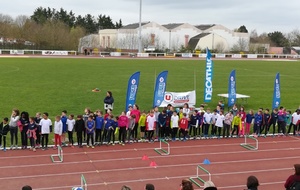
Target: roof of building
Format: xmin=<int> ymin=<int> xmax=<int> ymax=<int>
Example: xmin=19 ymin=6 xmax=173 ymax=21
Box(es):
xmin=188 ymin=33 xmax=211 ymax=50
xmin=292 ymin=46 xmax=300 ymax=51
xmin=194 ymin=24 xmax=215 ymax=31
xmin=162 ymin=23 xmax=184 ymax=30
xmin=120 ymin=22 xmax=216 ymax=31
xmin=120 ymin=22 xmax=150 ymax=29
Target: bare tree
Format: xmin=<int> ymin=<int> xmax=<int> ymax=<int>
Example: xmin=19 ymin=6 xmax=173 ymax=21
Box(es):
xmin=250 ymin=29 xmax=258 ymax=39
xmin=117 ymin=31 xmax=138 ymax=50
xmin=141 ymin=33 xmax=151 ymax=49
xmin=285 ymin=29 xmax=300 ymax=46
xmin=249 ymin=43 xmax=268 ymax=53
xmin=15 ymin=15 xmax=29 ymax=28
xmin=231 ymin=38 xmax=249 ymax=52
xmin=0 ymin=14 xmax=14 ymax=24
xmin=140 ymin=33 xmax=166 ymax=51
xmin=215 ymin=42 xmax=225 ymax=53
xmin=155 ymin=35 xmax=167 ymax=51
xmin=171 ymin=35 xmax=181 ymax=51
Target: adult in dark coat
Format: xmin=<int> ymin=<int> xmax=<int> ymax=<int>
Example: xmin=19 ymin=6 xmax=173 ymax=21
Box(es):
xmin=104 ymin=91 xmax=114 ymax=110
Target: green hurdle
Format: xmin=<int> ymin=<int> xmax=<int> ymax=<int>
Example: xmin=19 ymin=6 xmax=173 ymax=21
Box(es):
xmin=189 ymin=165 xmax=211 ymax=187
xmin=72 ymin=174 xmax=87 ymax=190
xmin=81 ymin=174 xmax=88 ymax=190
xmin=50 ymin=146 xmax=63 ymax=163
xmin=240 ymin=135 xmax=258 ymax=150
xmin=154 ymin=140 xmax=170 ymax=155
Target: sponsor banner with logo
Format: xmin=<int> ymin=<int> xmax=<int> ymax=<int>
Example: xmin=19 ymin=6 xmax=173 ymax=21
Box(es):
xmin=232 ymin=54 xmax=242 ymax=58
xmin=247 ymin=54 xmax=257 ymax=59
xmin=153 ymin=71 xmax=168 ymax=107
xmin=272 ymin=73 xmax=280 ymax=109
xmin=182 ymin=53 xmax=193 ymax=58
xmin=137 ymin=53 xmax=149 ymax=57
xmin=125 ymin=71 xmax=140 ymax=112
xmin=10 ymin=50 xmax=24 ymax=55
xmin=160 ymin=90 xmax=196 ymax=107
xmin=110 ymin=52 xmax=121 ymax=57
xmin=204 ymin=48 xmax=213 ymax=103
xmin=199 ymin=54 xmax=207 ymax=58
xmin=42 ymin=51 xmax=68 ymax=56
xmin=215 ymin=54 xmax=226 ymax=58
xmin=228 ymin=70 xmax=236 ymax=107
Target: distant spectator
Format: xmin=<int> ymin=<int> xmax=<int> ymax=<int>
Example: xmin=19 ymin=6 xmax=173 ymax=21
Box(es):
xmin=104 ymin=91 xmax=114 ymax=110
xmin=285 ymin=164 xmax=300 ymax=190
xmin=145 ymin=183 xmax=155 ymax=190
xmin=203 ymin=180 xmax=217 ymax=190
xmin=22 ymin=185 xmax=32 ymax=190
xmin=180 ymin=179 xmax=194 ymax=190
xmin=121 ymin=185 xmax=131 ymax=190
xmin=218 ymin=100 xmax=224 ymax=110
xmin=246 ymin=175 xmax=259 ymax=190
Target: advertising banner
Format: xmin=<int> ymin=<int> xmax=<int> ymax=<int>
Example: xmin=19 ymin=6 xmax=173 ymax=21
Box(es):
xmin=160 ymin=90 xmax=196 ymax=107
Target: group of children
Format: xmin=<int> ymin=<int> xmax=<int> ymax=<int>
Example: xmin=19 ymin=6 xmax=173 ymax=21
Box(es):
xmin=189 ymin=104 xmax=300 ymax=139
xmin=0 ymin=109 xmax=77 ymax=151
xmin=1 ymin=104 xmax=299 ymax=152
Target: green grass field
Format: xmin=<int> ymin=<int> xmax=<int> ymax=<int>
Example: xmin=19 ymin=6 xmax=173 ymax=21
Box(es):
xmin=0 ymin=57 xmax=299 ymax=146
xmin=0 ymin=57 xmax=299 ymax=120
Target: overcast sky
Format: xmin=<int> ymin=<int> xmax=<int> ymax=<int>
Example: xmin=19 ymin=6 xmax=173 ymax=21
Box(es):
xmin=1 ymin=0 xmax=299 ymax=34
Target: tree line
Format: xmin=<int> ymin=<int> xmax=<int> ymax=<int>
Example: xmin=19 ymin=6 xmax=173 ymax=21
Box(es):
xmin=1 ymin=8 xmax=299 ymax=52
xmin=0 ymin=7 xmax=123 ymax=50
xmin=235 ymin=25 xmax=300 ymax=53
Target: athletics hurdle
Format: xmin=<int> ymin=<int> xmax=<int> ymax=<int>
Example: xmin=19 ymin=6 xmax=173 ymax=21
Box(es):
xmin=189 ymin=165 xmax=211 ymax=187
xmin=50 ymin=146 xmax=63 ymax=162
xmin=240 ymin=135 xmax=258 ymax=150
xmin=81 ymin=174 xmax=88 ymax=190
xmin=72 ymin=174 xmax=87 ymax=190
xmin=154 ymin=139 xmax=170 ymax=155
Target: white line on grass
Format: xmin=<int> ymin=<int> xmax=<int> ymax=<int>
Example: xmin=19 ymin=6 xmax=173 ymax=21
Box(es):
xmin=0 ymin=65 xmax=20 ymax=74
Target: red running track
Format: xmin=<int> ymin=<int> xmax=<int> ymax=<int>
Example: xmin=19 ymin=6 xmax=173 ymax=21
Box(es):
xmin=0 ymin=136 xmax=299 ymax=190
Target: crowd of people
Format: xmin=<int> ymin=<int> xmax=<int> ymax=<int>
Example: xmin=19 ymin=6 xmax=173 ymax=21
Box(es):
xmin=2 ymin=91 xmax=300 ymax=190
xmin=0 ymin=92 xmax=300 ymax=152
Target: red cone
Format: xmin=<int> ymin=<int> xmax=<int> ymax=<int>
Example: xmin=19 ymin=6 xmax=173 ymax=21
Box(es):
xmin=150 ymin=161 xmax=157 ymax=167
xmin=142 ymin=155 xmax=149 ymax=160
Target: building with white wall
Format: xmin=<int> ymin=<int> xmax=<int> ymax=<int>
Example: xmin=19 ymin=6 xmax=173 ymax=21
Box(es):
xmin=198 ymin=24 xmax=250 ymax=52
xmin=99 ymin=29 xmax=118 ymax=49
xmin=162 ymin=23 xmax=201 ymax=51
xmin=188 ymin=33 xmax=229 ymax=52
xmin=117 ymin=22 xmax=169 ymax=50
xmin=81 ymin=22 xmax=250 ymax=53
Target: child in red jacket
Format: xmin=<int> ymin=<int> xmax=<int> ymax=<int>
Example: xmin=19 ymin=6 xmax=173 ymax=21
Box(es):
xmin=179 ymin=113 xmax=189 ymax=141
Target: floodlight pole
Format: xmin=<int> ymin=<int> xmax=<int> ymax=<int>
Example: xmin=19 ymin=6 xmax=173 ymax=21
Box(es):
xmin=138 ymin=0 xmax=142 ymax=53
